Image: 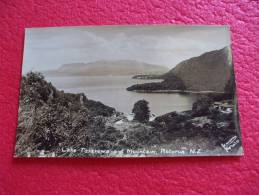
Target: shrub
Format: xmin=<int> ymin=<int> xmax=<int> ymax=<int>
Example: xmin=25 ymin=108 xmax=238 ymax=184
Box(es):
xmin=192 ymin=95 xmax=213 ymax=117
xmin=132 ymin=100 xmax=150 ymax=123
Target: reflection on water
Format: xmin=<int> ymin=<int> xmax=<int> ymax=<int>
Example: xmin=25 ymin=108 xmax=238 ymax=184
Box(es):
xmin=45 ymin=75 xmax=197 ymax=116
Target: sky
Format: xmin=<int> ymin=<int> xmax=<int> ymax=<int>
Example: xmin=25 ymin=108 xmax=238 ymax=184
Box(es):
xmin=22 ymin=25 xmax=231 ymax=74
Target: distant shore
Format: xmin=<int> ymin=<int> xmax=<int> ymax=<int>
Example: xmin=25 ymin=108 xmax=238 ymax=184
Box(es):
xmin=129 ymin=89 xmax=226 ymax=94
xmin=132 ymin=74 xmax=163 ymax=80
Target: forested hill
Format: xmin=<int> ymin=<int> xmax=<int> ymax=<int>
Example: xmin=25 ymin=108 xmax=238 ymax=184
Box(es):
xmin=164 ymin=47 xmax=232 ymax=92
xmin=128 ymin=47 xmax=233 ymax=92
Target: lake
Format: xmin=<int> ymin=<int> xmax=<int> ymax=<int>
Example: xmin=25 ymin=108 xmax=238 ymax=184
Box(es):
xmin=45 ymin=75 xmax=197 ymax=116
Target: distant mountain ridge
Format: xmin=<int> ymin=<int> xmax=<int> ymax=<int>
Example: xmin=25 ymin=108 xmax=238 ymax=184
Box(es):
xmin=127 ymin=47 xmax=233 ymax=92
xmin=44 ymin=60 xmax=169 ymax=76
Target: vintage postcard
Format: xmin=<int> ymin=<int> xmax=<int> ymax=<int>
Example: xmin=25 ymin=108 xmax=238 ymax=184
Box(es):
xmin=15 ymin=25 xmax=243 ymax=157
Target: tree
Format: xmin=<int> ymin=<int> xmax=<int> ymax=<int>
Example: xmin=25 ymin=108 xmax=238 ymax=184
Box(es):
xmin=192 ymin=95 xmax=213 ymax=117
xmin=132 ymin=100 xmax=150 ymax=123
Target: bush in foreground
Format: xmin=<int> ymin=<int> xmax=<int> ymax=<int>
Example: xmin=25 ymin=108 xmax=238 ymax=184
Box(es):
xmin=132 ymin=100 xmax=150 ymax=123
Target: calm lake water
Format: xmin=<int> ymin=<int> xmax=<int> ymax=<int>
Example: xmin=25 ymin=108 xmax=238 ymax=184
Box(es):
xmin=45 ymin=75 xmax=197 ymax=116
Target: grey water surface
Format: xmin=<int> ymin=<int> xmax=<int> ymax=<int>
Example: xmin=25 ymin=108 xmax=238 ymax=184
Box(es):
xmin=46 ymin=75 xmax=197 ymax=116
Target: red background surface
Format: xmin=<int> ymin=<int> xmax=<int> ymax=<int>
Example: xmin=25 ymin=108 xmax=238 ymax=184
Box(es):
xmin=0 ymin=0 xmax=258 ymax=194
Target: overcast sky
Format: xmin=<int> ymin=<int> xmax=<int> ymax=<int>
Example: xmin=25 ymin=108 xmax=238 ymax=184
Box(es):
xmin=22 ymin=25 xmax=231 ymax=74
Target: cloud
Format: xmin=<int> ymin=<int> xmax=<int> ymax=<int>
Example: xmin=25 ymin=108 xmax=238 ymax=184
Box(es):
xmin=22 ymin=26 xmax=230 ymax=73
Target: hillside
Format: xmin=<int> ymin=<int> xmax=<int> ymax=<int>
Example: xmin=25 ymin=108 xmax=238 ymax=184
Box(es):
xmin=44 ymin=60 xmax=169 ymax=76
xmin=15 ymin=72 xmax=240 ymax=157
xmin=15 ymin=72 xmax=166 ymax=157
xmin=164 ymin=47 xmax=232 ymax=92
xmin=15 ymin=72 xmax=118 ymax=156
xmin=127 ymin=47 xmax=233 ymax=93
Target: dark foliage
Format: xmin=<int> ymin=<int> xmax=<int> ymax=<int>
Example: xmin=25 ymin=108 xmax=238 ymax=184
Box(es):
xmin=16 ymin=72 xmax=164 ymax=157
xmin=132 ymin=100 xmax=150 ymax=123
xmin=192 ymin=95 xmax=213 ymax=117
xmin=85 ymin=100 xmax=115 ymax=117
xmin=124 ymin=126 xmax=161 ymax=149
xmin=16 ymin=72 xmax=119 ymax=155
xmin=127 ymin=74 xmax=186 ymax=91
xmin=20 ymin=72 xmax=58 ymax=105
xmin=16 ymin=72 xmax=240 ymax=157
xmin=151 ymin=95 xmax=239 ymax=147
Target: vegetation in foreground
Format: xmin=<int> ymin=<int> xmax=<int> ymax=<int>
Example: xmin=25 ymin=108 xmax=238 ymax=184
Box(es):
xmin=132 ymin=100 xmax=150 ymax=123
xmin=15 ymin=72 xmax=241 ymax=157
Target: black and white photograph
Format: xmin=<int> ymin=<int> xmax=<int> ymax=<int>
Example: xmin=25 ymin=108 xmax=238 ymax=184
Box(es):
xmin=15 ymin=25 xmax=243 ymax=157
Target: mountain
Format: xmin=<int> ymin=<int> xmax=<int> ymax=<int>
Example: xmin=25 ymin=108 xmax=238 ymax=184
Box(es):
xmin=44 ymin=60 xmax=169 ymax=76
xmin=127 ymin=47 xmax=233 ymax=92
xmin=164 ymin=47 xmax=232 ymax=92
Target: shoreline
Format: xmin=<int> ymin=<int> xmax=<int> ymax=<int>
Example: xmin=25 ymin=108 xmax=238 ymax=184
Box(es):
xmin=129 ymin=89 xmax=226 ymax=94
